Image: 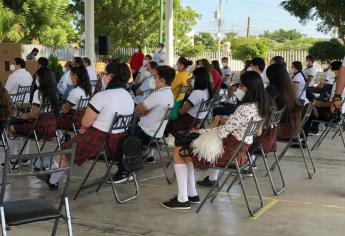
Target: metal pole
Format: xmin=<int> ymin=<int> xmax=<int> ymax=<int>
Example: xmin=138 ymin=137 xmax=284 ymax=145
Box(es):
xmin=85 ymin=0 xmax=96 ymax=66
xmin=165 ymin=0 xmax=174 ymax=66
xmin=246 ymin=17 xmax=251 ymax=38
xmin=217 ymin=0 xmax=222 ymax=62
xmin=159 ymin=0 xmax=164 ymax=43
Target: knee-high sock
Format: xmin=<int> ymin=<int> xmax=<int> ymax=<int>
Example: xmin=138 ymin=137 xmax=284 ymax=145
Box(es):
xmin=208 ymin=169 xmax=219 ymax=181
xmin=20 ymin=137 xmax=29 ymax=155
xmin=49 ymin=159 xmax=64 ymax=184
xmin=186 ymin=162 xmax=198 ymax=197
xmin=7 ymin=139 xmax=18 ymax=155
xmin=174 ymin=164 xmax=188 ymax=202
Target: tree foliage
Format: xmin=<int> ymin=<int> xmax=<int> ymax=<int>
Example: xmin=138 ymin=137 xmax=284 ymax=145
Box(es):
xmin=281 ymin=0 xmax=345 ymax=43
xmin=0 ymin=2 xmax=22 ymax=42
xmin=309 ymin=39 xmax=345 ymax=61
xmin=259 ymin=29 xmax=304 ymax=42
xmin=230 ymin=37 xmax=269 ymax=61
xmin=194 ymin=32 xmax=217 ymax=51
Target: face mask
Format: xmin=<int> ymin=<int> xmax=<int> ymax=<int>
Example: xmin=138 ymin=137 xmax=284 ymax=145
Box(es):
xmin=247 ymin=67 xmax=253 ymax=72
xmin=143 ymin=59 xmax=149 ymax=65
xmin=36 ymin=78 xmax=40 ymax=87
xmin=234 ymin=88 xmax=246 ymax=101
xmin=156 ymin=47 xmax=162 ymax=52
xmin=134 ymin=48 xmax=139 ymax=53
xmin=101 ymin=77 xmax=107 ymax=89
xmin=321 ymin=64 xmax=329 ymax=70
xmin=191 ymin=79 xmax=195 ymax=88
xmin=222 ymin=62 xmax=228 ymax=67
xmin=62 ymin=67 xmax=67 ymax=73
xmin=10 ymin=64 xmax=15 ymax=71
xmin=173 ymin=64 xmax=178 ymax=70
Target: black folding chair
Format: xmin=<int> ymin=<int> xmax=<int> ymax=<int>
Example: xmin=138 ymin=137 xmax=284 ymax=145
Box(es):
xmin=74 ymin=113 xmax=139 ymax=204
xmin=70 ymin=97 xmax=89 ymax=135
xmin=197 ymin=118 xmax=264 ymax=216
xmin=10 ymin=85 xmax=32 ymax=116
xmin=251 ymin=108 xmax=286 ymax=195
xmin=189 ymin=99 xmax=214 ymax=130
xmin=271 ymin=103 xmax=316 ymax=179
xmin=143 ymin=107 xmax=175 ymax=184
xmin=175 ymin=85 xmax=189 ymax=101
xmin=0 ymin=144 xmax=76 ymax=236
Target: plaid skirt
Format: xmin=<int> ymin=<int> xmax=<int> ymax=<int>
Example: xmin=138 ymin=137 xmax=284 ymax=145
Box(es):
xmin=256 ymin=127 xmax=278 ymax=153
xmin=61 ymin=127 xmax=127 ymax=166
xmin=14 ymin=115 xmax=57 ymax=140
xmin=192 ymin=134 xmax=249 ymax=169
xmin=57 ymin=110 xmax=84 ymax=130
xmin=165 ymin=113 xmax=200 ymax=135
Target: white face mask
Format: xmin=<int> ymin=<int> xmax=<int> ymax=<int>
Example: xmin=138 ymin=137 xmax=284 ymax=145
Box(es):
xmin=36 ymin=78 xmax=40 ymax=87
xmin=156 ymin=47 xmax=162 ymax=52
xmin=191 ymin=79 xmax=195 ymax=88
xmin=143 ymin=59 xmax=149 ymax=65
xmin=222 ymin=62 xmax=228 ymax=67
xmin=321 ymin=64 xmax=329 ymax=70
xmin=101 ymin=77 xmax=107 ymax=89
xmin=234 ymin=88 xmax=246 ymax=101
xmin=173 ymin=64 xmax=178 ymax=71
xmin=134 ymin=48 xmax=139 ymax=53
xmin=10 ymin=64 xmax=16 ymax=71
xmin=62 ymin=67 xmax=67 ymax=73
xmin=247 ymin=67 xmax=253 ymax=72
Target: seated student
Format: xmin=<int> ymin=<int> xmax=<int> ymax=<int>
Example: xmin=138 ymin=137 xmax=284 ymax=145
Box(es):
xmin=131 ymin=54 xmax=152 ymax=93
xmin=56 ymin=66 xmax=92 ymax=130
xmin=134 ymin=61 xmax=158 ymax=104
xmin=303 ymin=55 xmax=318 ymax=101
xmin=291 ymin=61 xmax=307 ymax=106
xmin=8 ymin=68 xmax=59 ymax=156
xmin=306 ymin=61 xmax=344 ymax=136
xmin=200 ymin=59 xmax=221 ymax=92
xmin=109 ymin=66 xmax=175 ymax=183
xmin=211 ymin=60 xmax=222 ymax=92
xmin=165 ymin=67 xmax=213 ymax=134
xmin=171 ymin=57 xmax=193 ymax=101
xmin=0 ymin=82 xmax=11 ymax=134
xmin=162 ymin=71 xmax=269 ymax=209
xmin=40 ymin=63 xmax=135 ymax=189
xmin=249 ymin=57 xmax=266 ymax=81
xmin=319 ymin=60 xmax=335 ymax=100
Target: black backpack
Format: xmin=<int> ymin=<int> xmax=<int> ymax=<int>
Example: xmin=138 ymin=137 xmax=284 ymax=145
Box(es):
xmin=121 ymin=136 xmax=144 ymax=172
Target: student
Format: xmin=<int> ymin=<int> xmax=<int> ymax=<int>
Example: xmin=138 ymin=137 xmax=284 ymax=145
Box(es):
xmin=26 ymin=48 xmax=39 ymax=60
xmin=29 ymin=57 xmax=50 ymax=104
xmin=110 ymin=65 xmax=175 ymax=182
xmin=152 ymin=43 xmax=166 ymax=65
xmin=249 ymin=57 xmax=266 ymax=80
xmin=83 ymin=57 xmax=97 ymax=81
xmin=165 ymin=67 xmax=213 ymax=134
xmin=303 ymin=55 xmax=318 ymax=101
xmin=200 ymin=59 xmax=221 ymax=92
xmin=291 ymin=61 xmax=307 ymax=106
xmin=130 ymin=45 xmax=145 ymax=78
xmin=5 ymin=58 xmax=33 ymax=102
xmin=171 ymin=57 xmax=192 ymax=101
xmin=134 ymin=54 xmax=152 ymax=84
xmin=41 ymin=63 xmax=134 ymax=189
xmin=331 ymin=56 xmax=345 ymax=112
xmin=57 ymin=61 xmax=72 ymax=97
xmin=0 ymin=82 xmax=11 ymax=133
xmin=134 ymin=61 xmax=158 ymax=104
xmin=162 ymin=71 xmax=269 ymax=209
xmin=57 ymin=66 xmax=92 ymax=130
xmin=220 ymin=57 xmax=232 ymax=87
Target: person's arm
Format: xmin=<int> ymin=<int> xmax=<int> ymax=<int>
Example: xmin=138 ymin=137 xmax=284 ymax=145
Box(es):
xmin=136 ymin=92 xmax=158 ymax=116
xmin=80 ymin=107 xmax=98 ymax=134
xmin=136 ymin=103 xmax=149 ymax=116
xmin=61 ymin=102 xmax=72 ymax=114
xmin=135 ymin=89 xmax=144 ymax=96
xmin=331 ymin=66 xmax=345 ymax=112
xmin=306 ymin=75 xmax=313 ymax=83
xmin=4 ymin=75 xmax=15 ymax=94
xmin=178 ymin=101 xmax=192 ymax=115
xmin=21 ymin=105 xmax=39 ymax=120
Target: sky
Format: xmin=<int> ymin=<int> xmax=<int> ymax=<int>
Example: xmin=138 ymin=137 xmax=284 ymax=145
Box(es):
xmin=180 ymin=0 xmax=332 ymax=39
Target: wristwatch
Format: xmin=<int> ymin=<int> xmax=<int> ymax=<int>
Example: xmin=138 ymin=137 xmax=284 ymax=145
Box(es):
xmin=332 ymin=94 xmax=342 ymax=101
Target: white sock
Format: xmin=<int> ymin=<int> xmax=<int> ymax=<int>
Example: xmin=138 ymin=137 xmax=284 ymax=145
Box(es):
xmin=21 ymin=138 xmax=29 ymax=155
xmin=174 ymin=164 xmax=188 ymax=202
xmin=209 ymin=169 xmax=219 ymax=181
xmin=186 ymin=162 xmax=198 ymax=197
xmin=49 ymin=160 xmax=64 ymax=184
xmin=7 ymin=139 xmax=18 ymax=155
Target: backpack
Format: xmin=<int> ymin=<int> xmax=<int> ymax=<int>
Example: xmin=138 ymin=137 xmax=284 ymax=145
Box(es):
xmin=121 ymin=136 xmax=144 ymax=172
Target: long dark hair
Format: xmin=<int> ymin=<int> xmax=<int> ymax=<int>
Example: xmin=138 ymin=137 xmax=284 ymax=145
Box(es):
xmin=106 ymin=62 xmax=131 ymax=89
xmin=211 ymin=60 xmax=222 ymax=75
xmin=239 ymin=71 xmax=269 ymax=118
xmin=70 ymin=66 xmax=92 ymax=97
xmin=292 ymin=61 xmax=306 ymax=82
xmin=266 ymin=63 xmax=302 ymax=124
xmin=178 ymin=57 xmax=193 ymax=70
xmin=0 ymin=82 xmax=11 ymax=121
xmin=36 ymin=67 xmax=59 ymax=116
xmin=192 ymin=67 xmax=214 ymax=99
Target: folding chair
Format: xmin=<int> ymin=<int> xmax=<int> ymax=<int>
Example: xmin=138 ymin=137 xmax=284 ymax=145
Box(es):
xmin=143 ymin=107 xmax=175 ymax=184
xmin=196 ymin=118 xmax=264 ymax=216
xmin=10 ymin=85 xmax=32 ymax=116
xmin=70 ymin=97 xmax=89 ymax=135
xmin=0 ymin=144 xmax=76 ymax=236
xmin=189 ymin=99 xmax=214 ymax=130
xmin=271 ymin=103 xmax=316 ymax=179
xmin=74 ymin=113 xmax=139 ymax=204
xmin=176 ymin=85 xmax=189 ymax=101
xmin=310 ymin=112 xmax=345 ymax=151
xmin=251 ymin=108 xmax=286 ymax=195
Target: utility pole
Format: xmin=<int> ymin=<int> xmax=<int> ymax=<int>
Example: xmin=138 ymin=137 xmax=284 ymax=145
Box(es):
xmin=159 ymin=0 xmax=164 ymax=43
xmin=246 ymin=17 xmax=251 ymax=38
xmin=165 ymin=0 xmax=174 ymax=66
xmin=216 ymin=0 xmax=222 ymax=61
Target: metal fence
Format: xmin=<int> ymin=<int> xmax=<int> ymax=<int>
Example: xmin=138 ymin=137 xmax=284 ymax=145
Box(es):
xmin=22 ymin=45 xmax=85 ymax=61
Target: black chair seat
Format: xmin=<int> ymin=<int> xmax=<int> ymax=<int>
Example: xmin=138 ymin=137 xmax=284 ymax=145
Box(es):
xmin=4 ymin=198 xmax=61 ymax=226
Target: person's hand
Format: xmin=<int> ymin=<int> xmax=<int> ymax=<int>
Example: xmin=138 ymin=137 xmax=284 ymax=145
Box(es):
xmin=79 ymin=127 xmax=87 ymax=134
xmin=21 ymin=113 xmax=28 ymax=120
xmin=190 ymin=128 xmax=199 ymax=134
xmin=331 ymin=100 xmax=343 ymax=113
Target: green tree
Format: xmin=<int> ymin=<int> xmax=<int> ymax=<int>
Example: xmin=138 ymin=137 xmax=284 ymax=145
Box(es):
xmin=281 ymin=0 xmax=345 ymax=43
xmin=176 ymin=44 xmax=205 ymax=58
xmin=194 ymin=32 xmax=217 ymax=51
xmin=309 ymin=39 xmax=345 ymax=61
xmin=259 ymin=29 xmax=304 ymax=42
xmin=230 ymin=37 xmax=269 ymax=61
xmin=0 ymin=2 xmax=22 ymax=42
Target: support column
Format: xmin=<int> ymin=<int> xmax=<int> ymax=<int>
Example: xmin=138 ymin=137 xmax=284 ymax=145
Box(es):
xmin=165 ymin=0 xmax=174 ymax=66
xmin=85 ymin=0 xmax=96 ymax=66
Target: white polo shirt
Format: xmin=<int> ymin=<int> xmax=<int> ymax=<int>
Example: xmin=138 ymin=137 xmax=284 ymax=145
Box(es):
xmin=152 ymin=51 xmax=166 ymax=65
xmin=5 ymin=68 xmax=33 ymax=102
xmin=139 ymin=87 xmax=174 ymax=138
xmin=292 ymin=72 xmax=306 ymax=100
xmin=324 ymin=69 xmax=335 ymax=84
xmin=32 ymin=90 xmax=41 ymax=106
xmin=303 ymin=65 xmax=317 ymax=86
xmin=88 ymin=88 xmax=134 ymax=134
xmin=67 ymin=86 xmax=88 ymax=110
xmin=187 ymin=89 xmax=210 ymax=119
xmin=86 ymin=66 xmax=97 ymax=81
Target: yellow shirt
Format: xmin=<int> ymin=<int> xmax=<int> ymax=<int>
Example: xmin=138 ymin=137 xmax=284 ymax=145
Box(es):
xmin=171 ymin=71 xmax=189 ymax=101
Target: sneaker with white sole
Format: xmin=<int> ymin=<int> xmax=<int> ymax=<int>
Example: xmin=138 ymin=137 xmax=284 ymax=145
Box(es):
xmin=107 ymin=171 xmax=135 ymax=184
xmin=188 ymin=195 xmax=200 ymax=204
xmin=162 ymin=196 xmax=191 ymax=209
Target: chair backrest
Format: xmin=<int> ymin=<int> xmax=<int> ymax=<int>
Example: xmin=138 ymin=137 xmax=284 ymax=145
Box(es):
xmin=0 ymin=144 xmax=76 ymax=205
xmin=150 ymin=106 xmax=172 ymax=139
xmin=10 ymin=92 xmax=26 ymax=104
xmin=178 ymin=85 xmax=189 ymax=95
xmin=90 ymin=80 xmax=98 ymax=88
xmin=17 ymin=85 xmax=32 ymax=94
xmin=266 ymin=107 xmax=285 ymax=128
xmin=301 ymin=103 xmax=314 ymax=127
xmin=212 ymin=92 xmax=225 ymax=107
xmin=76 ymin=97 xmax=90 ymax=111
xmin=39 ymin=102 xmax=54 ymax=114
xmin=190 ymin=99 xmax=214 ymax=129
xmin=241 ymin=118 xmax=263 ymax=142
xmin=108 ymin=113 xmax=135 ymax=135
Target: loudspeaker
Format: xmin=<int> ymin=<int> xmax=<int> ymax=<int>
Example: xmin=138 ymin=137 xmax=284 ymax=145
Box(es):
xmin=98 ymin=36 xmax=111 ymax=55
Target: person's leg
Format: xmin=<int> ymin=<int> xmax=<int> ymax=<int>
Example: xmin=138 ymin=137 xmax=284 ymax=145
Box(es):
xmin=48 ymin=155 xmax=70 ymax=185
xmin=186 ymin=161 xmax=198 ymax=198
xmin=197 ymin=169 xmax=219 ymax=187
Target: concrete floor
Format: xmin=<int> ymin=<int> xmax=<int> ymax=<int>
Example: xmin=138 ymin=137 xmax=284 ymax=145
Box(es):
xmin=1 ymin=132 xmax=345 ymax=236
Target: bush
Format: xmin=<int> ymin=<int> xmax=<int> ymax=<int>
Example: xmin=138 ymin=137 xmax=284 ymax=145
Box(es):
xmin=177 ymin=44 xmax=205 ymax=58
xmin=230 ymin=37 xmax=269 ymax=61
xmin=308 ymin=39 xmax=345 ymax=61
xmin=48 ymin=54 xmax=63 ymax=80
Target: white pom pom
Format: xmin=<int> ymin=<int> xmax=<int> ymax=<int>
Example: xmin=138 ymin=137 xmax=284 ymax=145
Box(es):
xmin=191 ymin=130 xmax=224 ymax=164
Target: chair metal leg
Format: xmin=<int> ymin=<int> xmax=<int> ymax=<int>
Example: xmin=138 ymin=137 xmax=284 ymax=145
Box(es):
xmin=157 ymin=139 xmax=175 ymax=184
xmin=299 ymin=133 xmax=316 ymax=179
xmin=74 ymin=155 xmax=100 ymax=200
xmin=65 ymin=197 xmax=73 ymax=236
xmin=331 ymin=128 xmax=340 ymax=139
xmin=311 ymin=126 xmax=331 ymax=151
xmin=338 ymin=127 xmax=345 ymax=148
xmin=51 ymin=217 xmax=59 ymax=236
xmin=210 ymin=171 xmax=234 ymax=203
xmin=0 ymin=207 xmax=7 ymax=236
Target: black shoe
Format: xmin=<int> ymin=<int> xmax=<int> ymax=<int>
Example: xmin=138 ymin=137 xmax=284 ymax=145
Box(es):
xmin=107 ymin=171 xmax=134 ymax=184
xmin=1 ymin=160 xmax=19 ymax=169
xmin=197 ymin=176 xmax=218 ymax=187
xmin=145 ymin=156 xmax=156 ymax=164
xmin=162 ymin=196 xmax=191 ymax=210
xmin=46 ymin=178 xmax=59 ymax=190
xmin=188 ymin=195 xmax=200 ymax=204
xmin=309 ymin=130 xmax=319 ymax=136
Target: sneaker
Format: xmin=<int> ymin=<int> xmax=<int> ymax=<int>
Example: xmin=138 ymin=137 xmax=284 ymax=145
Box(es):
xmin=242 ymin=169 xmax=253 ymax=177
xmin=197 ymin=176 xmax=218 ymax=187
xmin=46 ymin=178 xmax=59 ymax=190
xmin=1 ymin=160 xmax=18 ymax=169
xmin=309 ymin=130 xmax=320 ymax=136
xmin=188 ymin=195 xmax=200 ymax=204
xmin=107 ymin=171 xmax=134 ymax=184
xmin=162 ymin=196 xmax=191 ymax=210
xmin=145 ymin=156 xmax=156 ymax=164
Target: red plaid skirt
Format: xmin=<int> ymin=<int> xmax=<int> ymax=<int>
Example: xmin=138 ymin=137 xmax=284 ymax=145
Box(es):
xmin=192 ymin=134 xmax=249 ymax=169
xmin=257 ymin=127 xmax=278 ymax=153
xmin=14 ymin=115 xmax=57 ymax=140
xmin=165 ymin=113 xmax=200 ymax=135
xmin=61 ymin=127 xmax=127 ymax=166
xmin=57 ymin=110 xmax=84 ymax=130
